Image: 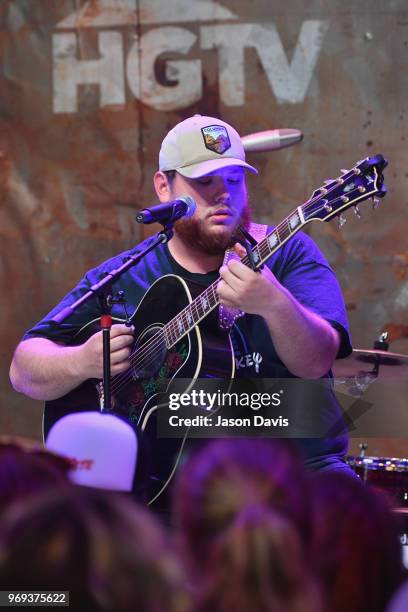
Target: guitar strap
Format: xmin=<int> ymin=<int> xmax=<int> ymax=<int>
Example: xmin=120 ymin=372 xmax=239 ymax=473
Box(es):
xmin=218 ymin=222 xmax=268 ymax=331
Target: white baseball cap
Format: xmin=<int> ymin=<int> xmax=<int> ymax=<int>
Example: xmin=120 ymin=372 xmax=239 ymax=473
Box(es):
xmin=159 ymin=115 xmax=258 ymax=178
xmin=45 ymin=412 xmax=138 ymax=492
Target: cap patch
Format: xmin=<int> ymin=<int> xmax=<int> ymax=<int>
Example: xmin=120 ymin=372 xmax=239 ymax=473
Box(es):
xmin=201 ymin=125 xmax=231 ymax=155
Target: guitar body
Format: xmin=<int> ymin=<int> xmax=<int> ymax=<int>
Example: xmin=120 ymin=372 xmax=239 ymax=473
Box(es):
xmin=44 ymin=274 xmax=234 ymax=503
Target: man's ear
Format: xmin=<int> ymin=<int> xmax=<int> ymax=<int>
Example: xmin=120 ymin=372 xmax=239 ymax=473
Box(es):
xmin=153 ymin=171 xmax=172 ymax=202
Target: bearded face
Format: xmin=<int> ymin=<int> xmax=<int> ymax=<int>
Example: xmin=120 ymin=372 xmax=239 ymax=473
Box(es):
xmin=174 ymin=197 xmax=252 ymax=256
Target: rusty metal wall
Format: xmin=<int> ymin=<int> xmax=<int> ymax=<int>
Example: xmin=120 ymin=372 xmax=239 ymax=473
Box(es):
xmin=1 ymin=0 xmax=407 ymax=452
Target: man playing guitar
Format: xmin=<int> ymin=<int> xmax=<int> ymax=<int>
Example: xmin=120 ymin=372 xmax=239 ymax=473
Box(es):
xmin=10 ymin=115 xmax=357 ymax=500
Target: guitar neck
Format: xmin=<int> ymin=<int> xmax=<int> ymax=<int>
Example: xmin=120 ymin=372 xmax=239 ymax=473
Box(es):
xmin=164 ymin=154 xmax=388 ymax=348
xmin=164 ymin=205 xmax=306 ymax=348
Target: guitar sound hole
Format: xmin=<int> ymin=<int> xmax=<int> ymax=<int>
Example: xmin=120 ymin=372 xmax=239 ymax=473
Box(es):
xmin=131 ymin=324 xmax=167 ymax=379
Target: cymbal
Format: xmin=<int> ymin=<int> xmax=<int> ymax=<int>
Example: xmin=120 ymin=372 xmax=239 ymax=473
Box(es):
xmin=332 ymin=349 xmax=408 ymax=396
xmin=333 ymin=348 xmax=408 ymax=384
xmin=348 ymin=349 xmax=408 ymax=366
xmin=333 ymin=349 xmax=408 ymax=433
xmin=332 ymin=349 xmax=408 ymax=395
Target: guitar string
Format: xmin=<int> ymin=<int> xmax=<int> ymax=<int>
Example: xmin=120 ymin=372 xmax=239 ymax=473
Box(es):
xmin=110 ymin=179 xmax=370 ymax=396
xmin=110 ymin=180 xmax=367 ymax=396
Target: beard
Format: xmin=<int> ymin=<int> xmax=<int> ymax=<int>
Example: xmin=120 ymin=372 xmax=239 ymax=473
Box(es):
xmin=174 ymin=197 xmax=252 ymax=256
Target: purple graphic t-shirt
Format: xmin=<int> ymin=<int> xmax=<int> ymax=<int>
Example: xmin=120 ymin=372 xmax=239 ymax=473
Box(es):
xmin=24 ymin=229 xmax=352 ymax=470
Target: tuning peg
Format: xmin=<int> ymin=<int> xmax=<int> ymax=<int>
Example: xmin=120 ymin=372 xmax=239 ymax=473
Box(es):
xmin=341 ymin=169 xmax=348 ymax=174
xmin=353 ymin=205 xmax=361 ymax=218
xmin=323 ymin=179 xmax=334 ymax=185
xmin=371 ymin=196 xmax=380 ymax=209
xmin=337 ymin=214 xmax=347 ymax=229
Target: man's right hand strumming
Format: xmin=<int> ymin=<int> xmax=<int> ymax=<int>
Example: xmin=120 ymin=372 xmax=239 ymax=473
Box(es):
xmin=9 ymin=324 xmax=135 ymax=401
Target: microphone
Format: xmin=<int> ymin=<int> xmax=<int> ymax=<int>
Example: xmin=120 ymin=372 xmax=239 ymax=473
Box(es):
xmin=135 ymin=195 xmax=196 ymax=224
xmin=241 ymin=129 xmax=303 ymax=152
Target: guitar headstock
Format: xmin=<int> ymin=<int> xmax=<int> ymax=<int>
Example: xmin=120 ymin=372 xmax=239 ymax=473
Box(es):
xmin=302 ymin=154 xmax=388 ymax=225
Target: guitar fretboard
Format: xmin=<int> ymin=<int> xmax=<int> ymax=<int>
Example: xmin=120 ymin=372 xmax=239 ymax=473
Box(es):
xmin=164 ymin=207 xmax=305 ymax=348
xmin=163 ymin=155 xmax=385 ymax=348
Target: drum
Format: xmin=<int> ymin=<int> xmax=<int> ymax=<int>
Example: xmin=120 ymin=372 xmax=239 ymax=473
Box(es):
xmin=347 ymin=455 xmax=408 ymax=506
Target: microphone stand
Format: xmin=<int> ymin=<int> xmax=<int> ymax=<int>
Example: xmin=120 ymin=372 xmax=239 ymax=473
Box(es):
xmin=51 ymin=222 xmax=175 ymax=413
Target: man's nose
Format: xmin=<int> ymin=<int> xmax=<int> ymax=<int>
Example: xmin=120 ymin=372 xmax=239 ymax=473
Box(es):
xmin=213 ymin=177 xmax=231 ymax=203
